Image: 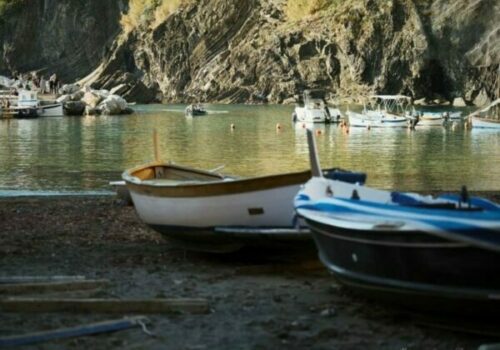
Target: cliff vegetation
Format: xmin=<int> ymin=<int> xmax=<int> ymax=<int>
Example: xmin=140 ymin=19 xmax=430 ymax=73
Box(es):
xmin=120 ymin=0 xmax=186 ymax=32
xmin=1 ymin=0 xmax=498 ymax=106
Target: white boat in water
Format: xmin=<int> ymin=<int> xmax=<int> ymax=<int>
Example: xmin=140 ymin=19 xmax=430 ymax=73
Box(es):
xmin=123 ymin=162 xmax=312 ymax=253
xmin=17 ymin=90 xmax=64 ymax=117
xmin=292 ymin=90 xmax=342 ymax=124
xmin=1 ymin=90 xmax=64 ymax=117
xmin=418 ymin=111 xmax=463 ymax=126
xmin=469 ymin=98 xmax=500 ymax=129
xmin=348 ymin=95 xmax=415 ymax=128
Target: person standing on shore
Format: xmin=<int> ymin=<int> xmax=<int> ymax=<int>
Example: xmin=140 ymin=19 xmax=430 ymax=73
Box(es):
xmin=49 ymin=73 xmax=57 ymax=94
xmin=39 ymin=76 xmax=46 ymax=94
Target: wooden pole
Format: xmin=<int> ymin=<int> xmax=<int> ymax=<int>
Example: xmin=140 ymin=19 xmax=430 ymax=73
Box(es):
xmin=0 ymin=316 xmax=150 ymax=347
xmin=0 ymin=279 xmax=109 ymax=295
xmin=306 ymin=129 xmax=322 ymax=177
xmin=153 ymin=128 xmax=160 ymax=162
xmin=0 ymin=298 xmax=209 ymax=314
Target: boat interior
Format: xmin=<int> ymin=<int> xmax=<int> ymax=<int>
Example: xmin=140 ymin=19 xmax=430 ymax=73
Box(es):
xmin=128 ymin=164 xmax=226 ymax=186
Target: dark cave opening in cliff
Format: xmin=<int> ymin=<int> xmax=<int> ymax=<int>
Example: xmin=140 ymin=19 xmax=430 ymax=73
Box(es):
xmin=417 ymin=59 xmax=452 ymax=100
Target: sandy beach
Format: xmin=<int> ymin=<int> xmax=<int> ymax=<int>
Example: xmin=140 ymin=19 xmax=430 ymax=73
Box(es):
xmin=1 ymin=194 xmax=499 ymax=349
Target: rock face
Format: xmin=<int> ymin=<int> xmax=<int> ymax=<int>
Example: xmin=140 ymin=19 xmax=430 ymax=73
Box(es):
xmin=2 ymin=0 xmax=499 ymax=104
xmin=84 ymin=0 xmax=498 ymax=104
xmin=0 ymin=0 xmax=126 ymax=82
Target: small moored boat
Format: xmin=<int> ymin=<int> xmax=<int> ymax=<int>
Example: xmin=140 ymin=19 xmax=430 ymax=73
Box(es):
xmin=347 ymin=95 xmax=417 ymax=128
xmin=123 ymin=162 xmax=312 ymax=252
xmin=185 ymin=104 xmax=207 ymax=117
xmin=295 ymin=129 xmax=500 ymax=313
xmin=292 ymin=90 xmax=342 ymax=124
xmin=468 ymin=98 xmax=500 ymax=129
xmin=417 ymin=111 xmax=463 ymax=127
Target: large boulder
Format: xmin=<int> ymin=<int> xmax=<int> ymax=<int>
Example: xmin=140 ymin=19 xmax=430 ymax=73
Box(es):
xmin=56 ymin=94 xmax=71 ymax=103
xmin=81 ymin=91 xmax=102 ymax=108
xmin=63 ymin=101 xmax=86 ymax=116
xmin=452 ymin=97 xmax=467 ymax=107
xmin=70 ymin=90 xmax=85 ymax=101
xmin=98 ymin=94 xmax=130 ymax=115
xmin=59 ymin=84 xmax=80 ymax=95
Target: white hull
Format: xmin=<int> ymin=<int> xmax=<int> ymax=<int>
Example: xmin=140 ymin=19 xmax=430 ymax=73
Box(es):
xmin=348 ymin=111 xmax=408 ymax=128
xmin=295 ymin=106 xmax=327 ymax=123
xmin=39 ymin=104 xmax=64 ymax=117
xmin=418 ymin=112 xmax=443 ymax=126
xmin=130 ymin=183 xmax=301 ymax=228
xmin=471 ymin=116 xmax=500 ymax=129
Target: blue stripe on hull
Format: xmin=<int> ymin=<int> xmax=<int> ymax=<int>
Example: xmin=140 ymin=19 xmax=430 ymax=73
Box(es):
xmin=296 ymin=196 xmax=500 ymax=252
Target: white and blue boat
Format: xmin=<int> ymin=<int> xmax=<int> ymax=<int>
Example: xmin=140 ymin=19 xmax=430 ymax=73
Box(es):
xmin=295 ymin=129 xmax=500 ymax=313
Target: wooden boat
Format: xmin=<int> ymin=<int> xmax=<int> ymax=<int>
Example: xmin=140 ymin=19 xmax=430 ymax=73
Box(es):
xmin=123 ymin=162 xmax=312 ymax=253
xmin=292 ymin=90 xmax=343 ymax=124
xmin=294 ymin=129 xmax=500 ymax=313
xmin=185 ymin=104 xmax=207 ymax=117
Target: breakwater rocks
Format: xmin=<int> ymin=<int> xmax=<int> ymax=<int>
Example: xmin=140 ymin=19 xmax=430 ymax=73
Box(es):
xmin=2 ymin=0 xmax=498 ymax=105
xmin=57 ymin=85 xmax=133 ymax=116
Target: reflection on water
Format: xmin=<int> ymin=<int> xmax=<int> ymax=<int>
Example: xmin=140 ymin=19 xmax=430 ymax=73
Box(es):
xmin=0 ymin=104 xmax=499 ymax=193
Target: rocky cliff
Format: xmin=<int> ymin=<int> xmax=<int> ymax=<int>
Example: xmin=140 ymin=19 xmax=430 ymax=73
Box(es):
xmin=0 ymin=0 xmax=126 ymax=82
xmin=2 ymin=0 xmax=499 ymax=105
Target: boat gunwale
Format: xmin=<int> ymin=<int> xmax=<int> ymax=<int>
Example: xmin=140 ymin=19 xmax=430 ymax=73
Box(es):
xmin=123 ymin=162 xmax=311 ymax=198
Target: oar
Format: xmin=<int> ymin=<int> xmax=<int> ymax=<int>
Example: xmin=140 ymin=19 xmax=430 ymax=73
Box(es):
xmin=208 ymin=165 xmax=225 ymax=173
xmin=306 ymin=129 xmax=322 ymax=178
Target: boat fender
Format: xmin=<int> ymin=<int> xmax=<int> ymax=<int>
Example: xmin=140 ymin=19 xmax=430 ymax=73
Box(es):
xmin=292 ymin=112 xmax=297 ymax=123
xmin=230 ymin=123 xmax=235 ymax=130
xmin=326 ymin=186 xmax=333 ymax=197
xmin=351 ymin=189 xmax=360 ymax=200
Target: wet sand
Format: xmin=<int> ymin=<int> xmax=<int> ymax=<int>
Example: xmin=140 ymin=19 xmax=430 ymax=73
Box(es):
xmin=1 ymin=195 xmax=499 ymax=349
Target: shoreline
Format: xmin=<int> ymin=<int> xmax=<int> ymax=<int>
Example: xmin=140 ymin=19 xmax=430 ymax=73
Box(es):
xmin=0 ymin=195 xmax=498 ymax=348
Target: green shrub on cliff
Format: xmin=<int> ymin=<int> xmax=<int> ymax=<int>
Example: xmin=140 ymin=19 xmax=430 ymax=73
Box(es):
xmin=0 ymin=0 xmax=22 ymax=17
xmin=285 ymin=0 xmax=340 ymax=20
xmin=120 ymin=0 xmax=185 ymax=32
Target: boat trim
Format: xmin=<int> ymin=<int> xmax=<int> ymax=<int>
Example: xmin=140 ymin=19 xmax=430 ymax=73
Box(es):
xmin=124 ymin=163 xmax=311 ymax=198
xmin=318 ymin=252 xmax=500 ymax=300
xmin=308 ymin=219 xmax=468 ymax=248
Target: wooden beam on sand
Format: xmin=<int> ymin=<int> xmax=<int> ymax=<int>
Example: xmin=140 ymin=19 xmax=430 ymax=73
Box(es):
xmin=0 ymin=280 xmax=110 ymax=295
xmin=0 ymin=276 xmax=86 ymax=284
xmin=0 ymin=298 xmax=210 ymax=314
xmin=0 ymin=316 xmax=150 ymax=347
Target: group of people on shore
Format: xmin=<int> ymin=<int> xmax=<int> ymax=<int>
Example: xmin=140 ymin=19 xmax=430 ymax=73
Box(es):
xmin=10 ymin=71 xmax=60 ymax=95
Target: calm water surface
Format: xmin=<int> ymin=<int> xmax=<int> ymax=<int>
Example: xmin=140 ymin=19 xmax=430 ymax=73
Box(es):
xmin=0 ymin=104 xmax=499 ymax=195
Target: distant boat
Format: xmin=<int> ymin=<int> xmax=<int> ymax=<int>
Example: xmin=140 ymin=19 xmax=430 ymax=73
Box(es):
xmin=123 ymin=162 xmax=312 ymax=253
xmin=292 ymin=90 xmax=342 ymax=124
xmin=347 ymin=95 xmax=417 ymax=128
xmin=1 ymin=90 xmax=63 ymax=117
xmin=468 ymin=99 xmax=500 ymax=129
xmin=18 ymin=90 xmax=63 ymax=117
xmin=185 ymin=104 xmax=207 ymax=117
xmin=295 ymin=129 xmax=500 ymax=313
xmin=418 ymin=111 xmax=463 ymax=126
